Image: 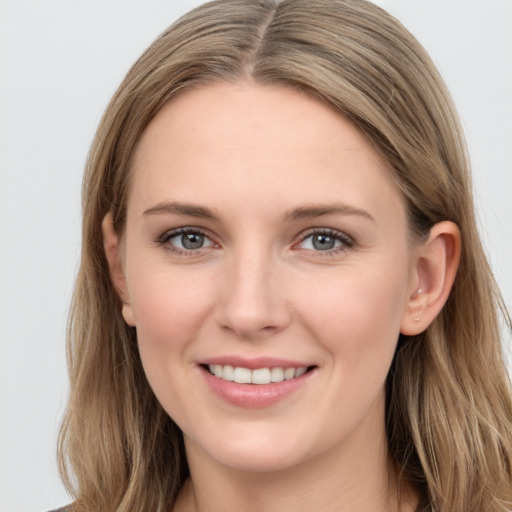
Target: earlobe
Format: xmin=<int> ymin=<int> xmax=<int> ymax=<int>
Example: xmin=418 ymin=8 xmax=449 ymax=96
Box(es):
xmin=102 ymin=212 xmax=136 ymax=327
xmin=400 ymin=221 xmax=461 ymax=335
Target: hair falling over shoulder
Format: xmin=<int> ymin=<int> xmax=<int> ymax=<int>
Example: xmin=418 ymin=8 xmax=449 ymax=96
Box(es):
xmin=58 ymin=1 xmax=512 ymax=511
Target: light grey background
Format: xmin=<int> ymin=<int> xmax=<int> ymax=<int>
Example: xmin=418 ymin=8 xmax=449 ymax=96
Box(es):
xmin=1 ymin=1 xmax=510 ymax=511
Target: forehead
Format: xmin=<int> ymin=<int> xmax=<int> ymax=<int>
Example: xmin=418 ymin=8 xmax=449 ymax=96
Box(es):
xmin=133 ymin=81 xmax=386 ymax=170
xmin=128 ymin=82 xmax=405 ymax=226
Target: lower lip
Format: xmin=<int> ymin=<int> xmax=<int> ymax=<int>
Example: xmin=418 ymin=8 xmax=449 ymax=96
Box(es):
xmin=200 ymin=367 xmax=315 ymax=408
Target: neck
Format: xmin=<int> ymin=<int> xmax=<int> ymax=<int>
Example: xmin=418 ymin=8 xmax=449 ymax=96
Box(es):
xmin=173 ymin=411 xmax=417 ymax=512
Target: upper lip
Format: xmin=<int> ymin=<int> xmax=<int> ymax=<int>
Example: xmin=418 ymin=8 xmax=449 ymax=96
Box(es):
xmin=198 ymin=356 xmax=314 ymax=370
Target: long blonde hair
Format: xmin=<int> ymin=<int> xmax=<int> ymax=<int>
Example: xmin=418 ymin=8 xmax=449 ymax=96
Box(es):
xmin=58 ymin=1 xmax=512 ymax=510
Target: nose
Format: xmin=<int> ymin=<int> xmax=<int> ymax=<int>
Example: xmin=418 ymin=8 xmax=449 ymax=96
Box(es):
xmin=215 ymin=247 xmax=291 ymax=340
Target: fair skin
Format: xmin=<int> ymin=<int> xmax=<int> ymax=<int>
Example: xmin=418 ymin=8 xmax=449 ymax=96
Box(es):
xmin=103 ymin=82 xmax=460 ymax=512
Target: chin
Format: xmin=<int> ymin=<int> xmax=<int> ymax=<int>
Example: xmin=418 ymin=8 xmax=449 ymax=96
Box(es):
xmin=185 ymin=426 xmax=316 ymax=474
xmin=208 ymin=447 xmax=304 ymax=474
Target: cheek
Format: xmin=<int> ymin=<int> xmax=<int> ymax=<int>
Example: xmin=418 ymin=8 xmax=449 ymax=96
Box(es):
xmin=127 ymin=266 xmax=220 ymax=424
xmin=125 ymin=264 xmax=219 ymax=394
xmin=128 ymin=264 xmax=216 ymax=337
xmin=295 ymin=261 xmax=409 ymax=371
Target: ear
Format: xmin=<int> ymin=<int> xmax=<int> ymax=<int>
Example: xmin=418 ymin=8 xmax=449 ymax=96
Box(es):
xmin=102 ymin=212 xmax=135 ymax=326
xmin=400 ymin=221 xmax=461 ymax=335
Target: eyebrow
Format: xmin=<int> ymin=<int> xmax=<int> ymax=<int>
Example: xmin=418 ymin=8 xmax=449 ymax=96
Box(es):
xmin=142 ymin=201 xmax=375 ymax=223
xmin=143 ymin=201 xmax=218 ymax=219
xmin=283 ymin=203 xmax=375 ymax=222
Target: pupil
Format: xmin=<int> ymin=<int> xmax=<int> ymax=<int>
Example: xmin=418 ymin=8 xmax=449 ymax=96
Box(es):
xmin=313 ymin=234 xmax=335 ymax=250
xmin=182 ymin=232 xmax=204 ymax=250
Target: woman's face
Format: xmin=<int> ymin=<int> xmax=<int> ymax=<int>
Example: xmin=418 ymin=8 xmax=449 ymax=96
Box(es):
xmin=116 ymin=82 xmax=420 ymax=473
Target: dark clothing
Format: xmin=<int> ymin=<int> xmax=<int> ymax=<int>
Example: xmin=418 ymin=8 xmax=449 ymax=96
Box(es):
xmin=49 ymin=497 xmax=432 ymax=511
xmin=48 ymin=498 xmax=432 ymax=512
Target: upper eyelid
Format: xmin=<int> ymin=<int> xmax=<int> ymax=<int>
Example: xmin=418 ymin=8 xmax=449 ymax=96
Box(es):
xmin=159 ymin=226 xmax=214 ymax=241
xmin=157 ymin=227 xmax=218 ymax=256
xmin=296 ymin=227 xmax=353 ymax=243
xmin=157 ymin=226 xmax=353 ymax=248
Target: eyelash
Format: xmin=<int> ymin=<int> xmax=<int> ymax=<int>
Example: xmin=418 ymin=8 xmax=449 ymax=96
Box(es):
xmin=295 ymin=228 xmax=354 ymax=256
xmin=157 ymin=227 xmax=215 ymax=256
xmin=157 ymin=227 xmax=354 ymax=256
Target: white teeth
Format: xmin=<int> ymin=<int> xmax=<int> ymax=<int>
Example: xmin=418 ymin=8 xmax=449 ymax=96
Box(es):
xmin=295 ymin=367 xmax=307 ymax=378
xmin=222 ymin=365 xmax=234 ymax=381
xmin=208 ymin=364 xmax=309 ymax=384
xmin=284 ymin=367 xmax=295 ymax=380
xmin=233 ymin=367 xmax=252 ymax=384
xmin=270 ymin=367 xmax=284 ymax=382
xmin=252 ymin=368 xmax=271 ymax=385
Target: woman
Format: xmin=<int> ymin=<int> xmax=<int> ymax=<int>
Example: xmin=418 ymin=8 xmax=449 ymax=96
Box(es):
xmin=56 ymin=0 xmax=512 ymax=511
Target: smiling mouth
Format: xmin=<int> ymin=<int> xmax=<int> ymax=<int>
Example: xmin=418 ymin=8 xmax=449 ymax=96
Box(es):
xmin=204 ymin=364 xmax=315 ymax=385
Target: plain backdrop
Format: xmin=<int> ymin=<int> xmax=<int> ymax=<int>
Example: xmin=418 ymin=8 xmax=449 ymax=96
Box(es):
xmin=1 ymin=1 xmax=511 ymax=511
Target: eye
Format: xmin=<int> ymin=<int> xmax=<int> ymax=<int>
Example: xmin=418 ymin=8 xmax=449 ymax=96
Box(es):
xmin=160 ymin=228 xmax=215 ymax=252
xmin=297 ymin=229 xmax=352 ymax=252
